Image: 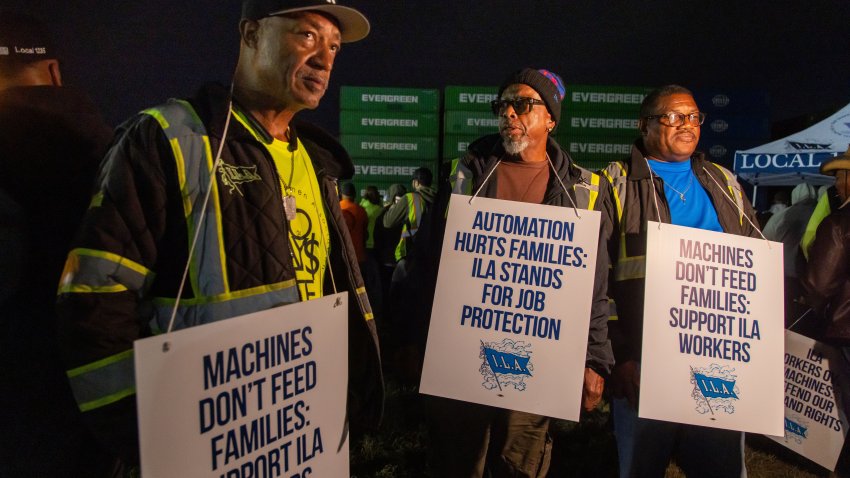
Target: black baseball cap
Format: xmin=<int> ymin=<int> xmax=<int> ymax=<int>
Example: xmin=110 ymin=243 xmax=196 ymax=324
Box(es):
xmin=242 ymin=0 xmax=370 ymax=43
xmin=0 ymin=10 xmax=57 ymax=63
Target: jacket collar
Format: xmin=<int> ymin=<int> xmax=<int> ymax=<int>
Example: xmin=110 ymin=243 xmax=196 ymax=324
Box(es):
xmin=188 ymin=83 xmax=354 ymax=180
xmin=627 ymin=138 xmax=705 ymax=180
xmin=467 ymin=134 xmax=581 ymax=185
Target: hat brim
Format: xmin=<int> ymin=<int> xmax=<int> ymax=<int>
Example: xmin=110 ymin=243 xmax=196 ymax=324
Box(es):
xmin=820 ymin=156 xmax=850 ymax=175
xmin=268 ymin=5 xmax=370 ymax=43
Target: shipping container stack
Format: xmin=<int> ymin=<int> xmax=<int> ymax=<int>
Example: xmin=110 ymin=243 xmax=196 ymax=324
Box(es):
xmin=441 ymin=85 xmax=500 ymax=174
xmin=691 ymin=87 xmax=771 ymax=171
xmin=556 ymin=84 xmax=653 ymax=172
xmin=394 ymin=83 xmax=768 ymax=182
xmin=339 ymin=86 xmax=440 ymax=199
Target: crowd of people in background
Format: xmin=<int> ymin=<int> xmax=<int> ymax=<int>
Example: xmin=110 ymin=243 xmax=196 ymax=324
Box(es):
xmin=3 ymin=2 xmax=850 ymax=478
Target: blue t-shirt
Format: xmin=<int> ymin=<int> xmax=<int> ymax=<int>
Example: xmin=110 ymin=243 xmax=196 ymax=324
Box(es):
xmin=647 ymin=158 xmax=723 ymax=232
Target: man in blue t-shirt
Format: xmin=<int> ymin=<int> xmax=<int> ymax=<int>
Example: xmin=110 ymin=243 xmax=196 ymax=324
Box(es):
xmin=602 ymin=85 xmax=760 ymax=478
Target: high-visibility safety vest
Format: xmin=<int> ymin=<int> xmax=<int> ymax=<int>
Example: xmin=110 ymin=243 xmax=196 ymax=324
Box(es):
xmin=361 ymin=199 xmax=383 ymax=249
xmin=394 ymin=192 xmax=426 ymax=261
xmin=601 ymin=160 xmax=745 ymax=284
xmin=62 ymin=100 xmax=302 ymax=413
xmin=801 ymin=192 xmax=832 ymax=260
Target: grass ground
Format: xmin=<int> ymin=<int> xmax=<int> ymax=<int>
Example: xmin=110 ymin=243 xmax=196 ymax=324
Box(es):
xmin=350 ymin=377 xmax=836 ymax=477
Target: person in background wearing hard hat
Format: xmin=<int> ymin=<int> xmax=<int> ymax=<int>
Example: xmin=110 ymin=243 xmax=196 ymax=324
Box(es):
xmin=800 ymin=146 xmax=850 ymax=477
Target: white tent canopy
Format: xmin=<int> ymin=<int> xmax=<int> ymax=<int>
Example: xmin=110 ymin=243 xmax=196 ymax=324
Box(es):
xmin=734 ymin=102 xmax=850 ymax=187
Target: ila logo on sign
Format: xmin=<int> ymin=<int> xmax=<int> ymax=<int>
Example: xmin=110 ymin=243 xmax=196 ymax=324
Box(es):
xmin=480 ymin=338 xmax=533 ymax=392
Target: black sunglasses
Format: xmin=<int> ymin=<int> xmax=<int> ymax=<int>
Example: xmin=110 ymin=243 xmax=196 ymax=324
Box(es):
xmin=490 ymin=97 xmax=546 ymax=116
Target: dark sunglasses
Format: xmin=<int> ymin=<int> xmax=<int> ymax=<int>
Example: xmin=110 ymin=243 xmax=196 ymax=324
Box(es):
xmin=490 ymin=97 xmax=546 ymax=116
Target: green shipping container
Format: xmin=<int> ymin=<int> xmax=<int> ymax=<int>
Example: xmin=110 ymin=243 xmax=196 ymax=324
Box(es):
xmin=443 ymin=111 xmax=500 ymax=136
xmin=558 ymin=135 xmax=635 ymax=166
xmin=443 ymin=86 xmax=499 ymax=112
xmin=340 ymin=86 xmax=440 ymax=112
xmin=340 ymin=111 xmax=438 ymax=136
xmin=564 ymin=84 xmax=652 ymax=112
xmin=340 ymin=134 xmax=438 ymax=160
xmin=351 ymin=158 xmax=436 ymax=184
xmin=442 ymin=135 xmax=479 ymax=159
xmin=561 ymin=110 xmax=641 ymax=137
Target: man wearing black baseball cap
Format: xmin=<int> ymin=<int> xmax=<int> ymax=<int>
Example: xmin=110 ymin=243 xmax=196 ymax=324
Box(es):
xmin=0 ymin=9 xmax=115 ymax=477
xmin=56 ymin=1 xmax=382 ymax=474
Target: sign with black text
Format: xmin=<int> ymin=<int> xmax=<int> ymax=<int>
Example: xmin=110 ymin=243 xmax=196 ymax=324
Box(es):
xmin=639 ymin=222 xmax=784 ymax=435
xmin=769 ymin=330 xmax=847 ymax=470
xmin=135 ymin=294 xmax=349 ymax=477
xmin=420 ymin=194 xmax=601 ymax=421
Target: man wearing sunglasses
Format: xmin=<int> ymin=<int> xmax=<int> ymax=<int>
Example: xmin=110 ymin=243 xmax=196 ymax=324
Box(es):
xmin=603 ymin=85 xmax=759 ymax=477
xmin=418 ymin=68 xmax=615 ymax=477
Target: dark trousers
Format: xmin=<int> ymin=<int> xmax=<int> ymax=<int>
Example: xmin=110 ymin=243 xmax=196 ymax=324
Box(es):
xmin=630 ymin=417 xmax=743 ymax=478
xmin=426 ymin=396 xmax=552 ymax=478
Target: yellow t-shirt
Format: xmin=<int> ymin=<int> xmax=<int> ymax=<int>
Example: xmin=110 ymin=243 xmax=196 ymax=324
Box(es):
xmin=233 ymin=110 xmax=329 ymax=301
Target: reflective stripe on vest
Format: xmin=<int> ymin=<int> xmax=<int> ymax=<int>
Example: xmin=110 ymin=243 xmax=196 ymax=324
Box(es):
xmin=144 ymin=100 xmax=229 ymax=297
xmin=602 ymin=162 xmax=627 ymax=223
xmin=66 ymin=100 xmax=301 ymax=413
xmin=708 ymin=163 xmax=745 ymax=227
xmin=604 ymin=162 xmax=644 ymax=281
xmin=603 ymin=161 xmax=745 ymax=282
xmin=58 ymin=248 xmax=153 ymax=294
xmin=66 ymin=350 xmax=136 ymax=412
xmin=575 ymin=170 xmax=600 ymax=211
xmin=149 ymin=280 xmax=299 ymax=332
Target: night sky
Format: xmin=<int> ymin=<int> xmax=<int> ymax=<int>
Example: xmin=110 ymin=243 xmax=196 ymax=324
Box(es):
xmin=9 ymin=1 xmax=850 ymax=132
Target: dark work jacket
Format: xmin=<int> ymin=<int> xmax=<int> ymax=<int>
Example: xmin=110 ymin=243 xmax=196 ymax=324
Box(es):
xmin=415 ymin=134 xmax=616 ymax=376
xmin=0 ymin=85 xmax=114 ymax=477
xmin=801 ymin=204 xmax=850 ymax=345
xmin=602 ymin=140 xmax=760 ymax=364
xmin=56 ymin=83 xmax=383 ymax=464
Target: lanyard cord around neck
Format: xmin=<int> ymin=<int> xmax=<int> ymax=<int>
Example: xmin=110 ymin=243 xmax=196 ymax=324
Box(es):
xmin=470 ymin=153 xmax=581 ymax=217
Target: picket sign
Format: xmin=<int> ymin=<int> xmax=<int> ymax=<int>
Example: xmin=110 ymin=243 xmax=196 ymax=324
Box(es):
xmin=420 ymin=194 xmax=601 ymax=422
xmin=639 ymin=222 xmax=784 ymax=436
xmin=135 ymin=293 xmax=349 ymax=478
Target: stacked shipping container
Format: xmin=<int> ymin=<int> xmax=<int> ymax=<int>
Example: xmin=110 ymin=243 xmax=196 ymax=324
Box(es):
xmin=341 ymin=84 xmax=769 ymax=184
xmin=338 ymin=86 xmax=440 ymax=197
xmin=555 ymin=85 xmax=652 ymax=171
xmin=441 ymin=86 xmax=501 ymax=169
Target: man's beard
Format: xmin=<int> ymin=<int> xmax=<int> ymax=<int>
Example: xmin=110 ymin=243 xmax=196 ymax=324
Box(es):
xmin=502 ymin=136 xmax=530 ymax=155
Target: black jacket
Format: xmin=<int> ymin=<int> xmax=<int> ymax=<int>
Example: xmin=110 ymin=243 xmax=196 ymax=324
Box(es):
xmin=417 ymin=134 xmax=615 ymax=376
xmin=0 ymin=85 xmax=114 ymax=477
xmin=56 ymin=83 xmax=383 ymax=464
xmin=802 ymin=203 xmax=850 ymax=345
xmin=603 ymin=140 xmax=760 ymax=363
